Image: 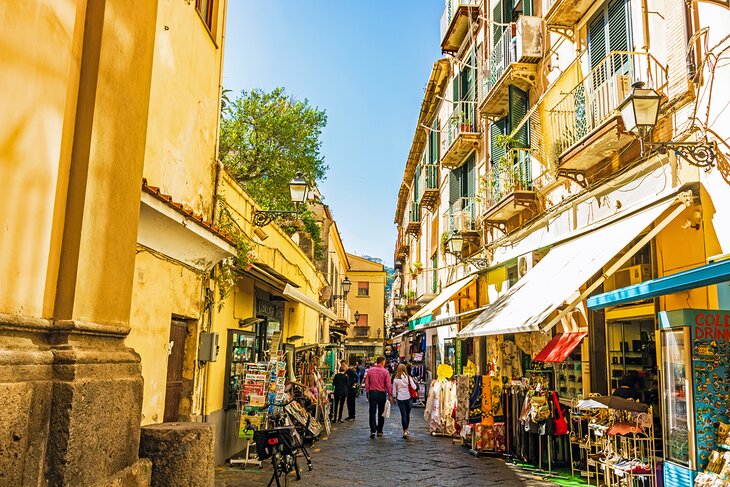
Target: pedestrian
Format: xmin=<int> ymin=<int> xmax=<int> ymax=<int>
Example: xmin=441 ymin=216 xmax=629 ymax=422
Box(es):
xmin=364 ymin=356 xmax=392 ymax=439
xmin=344 ymin=364 xmax=359 ymax=420
xmin=332 ymin=366 xmax=349 ymax=423
xmin=392 ymin=363 xmax=416 ymax=438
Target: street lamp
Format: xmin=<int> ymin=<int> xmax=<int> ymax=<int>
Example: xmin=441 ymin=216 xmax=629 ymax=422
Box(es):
xmin=618 ymin=81 xmax=716 ymax=170
xmin=354 ymin=311 xmax=361 ymax=324
xmin=253 ymin=172 xmax=311 ymax=226
xmin=341 ymin=277 xmax=351 ymax=296
xmin=446 ymin=230 xmax=488 ymax=269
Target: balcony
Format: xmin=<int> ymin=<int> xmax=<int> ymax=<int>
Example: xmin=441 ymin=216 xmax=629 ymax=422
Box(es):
xmin=418 ymin=163 xmax=440 ymax=210
xmin=334 ymin=297 xmax=351 ymax=324
xmin=543 ymin=0 xmax=595 ymax=29
xmin=482 ymin=148 xmax=537 ymax=229
xmin=478 ymin=17 xmax=544 ymax=117
xmin=443 ymin=197 xmax=479 ymax=237
xmin=549 ymin=51 xmax=667 ymax=175
xmin=440 ymin=0 xmax=480 ymax=53
xmin=353 ymin=326 xmax=370 ymax=338
xmin=441 ymin=100 xmax=480 ymax=170
xmin=406 ymin=201 xmax=421 ymax=236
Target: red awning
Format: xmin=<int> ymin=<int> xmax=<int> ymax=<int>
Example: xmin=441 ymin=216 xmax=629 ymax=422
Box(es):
xmin=533 ymin=332 xmax=587 ymax=363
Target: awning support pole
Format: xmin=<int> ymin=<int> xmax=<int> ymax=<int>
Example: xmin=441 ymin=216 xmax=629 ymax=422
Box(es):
xmin=540 ymin=192 xmax=692 ymax=334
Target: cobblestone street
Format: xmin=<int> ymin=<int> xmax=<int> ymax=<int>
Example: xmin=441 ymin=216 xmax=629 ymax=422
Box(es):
xmin=216 ymin=395 xmax=548 ymax=486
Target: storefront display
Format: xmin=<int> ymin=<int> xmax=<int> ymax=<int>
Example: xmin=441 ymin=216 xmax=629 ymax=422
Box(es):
xmin=607 ymin=318 xmax=658 ymax=405
xmin=658 ymin=309 xmax=730 ymax=487
xmin=224 ymin=330 xmax=256 ymax=409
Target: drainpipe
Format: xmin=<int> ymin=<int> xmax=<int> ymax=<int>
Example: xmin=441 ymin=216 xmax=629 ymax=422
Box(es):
xmin=641 ymin=0 xmax=650 ymax=52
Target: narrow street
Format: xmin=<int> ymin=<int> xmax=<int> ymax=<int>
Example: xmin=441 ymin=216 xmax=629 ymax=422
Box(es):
xmin=216 ymin=395 xmax=542 ymax=487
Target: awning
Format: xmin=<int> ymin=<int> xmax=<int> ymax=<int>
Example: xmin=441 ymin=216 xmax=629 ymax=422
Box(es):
xmin=587 ymin=258 xmax=730 ymax=310
xmin=533 ymin=332 xmax=587 ymax=362
xmin=283 ymin=284 xmax=338 ymax=321
xmin=416 ymin=306 xmax=488 ymax=331
xmin=409 ymin=274 xmax=476 ymax=329
xmin=459 ymin=192 xmax=691 ymax=338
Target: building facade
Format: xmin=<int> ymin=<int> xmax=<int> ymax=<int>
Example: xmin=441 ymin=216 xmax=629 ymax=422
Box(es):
xmin=345 ymin=254 xmax=387 ymax=363
xmin=393 ymin=0 xmax=730 ymax=475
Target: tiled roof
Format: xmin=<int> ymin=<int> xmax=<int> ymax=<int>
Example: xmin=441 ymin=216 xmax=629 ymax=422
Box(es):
xmin=141 ymin=178 xmax=236 ymax=246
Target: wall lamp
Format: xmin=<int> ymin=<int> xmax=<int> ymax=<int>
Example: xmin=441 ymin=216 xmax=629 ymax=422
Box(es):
xmin=253 ymin=172 xmax=310 ymax=226
xmin=446 ymin=230 xmax=489 ymax=269
xmin=618 ymin=82 xmax=717 ymax=171
xmin=333 ymin=277 xmax=351 ymax=299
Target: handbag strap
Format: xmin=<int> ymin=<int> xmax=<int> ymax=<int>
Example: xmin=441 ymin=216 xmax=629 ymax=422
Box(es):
xmin=552 ymin=391 xmax=563 ymax=420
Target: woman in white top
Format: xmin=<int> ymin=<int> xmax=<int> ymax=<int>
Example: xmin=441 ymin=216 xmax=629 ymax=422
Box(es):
xmin=392 ymin=364 xmax=416 ymax=438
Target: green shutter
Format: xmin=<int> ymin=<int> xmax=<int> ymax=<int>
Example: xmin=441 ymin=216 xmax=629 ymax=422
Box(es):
xmin=588 ymin=12 xmax=607 ymax=69
xmin=492 ymin=0 xmax=503 ymax=50
xmin=464 ymin=154 xmax=476 ymax=197
xmin=413 ymin=165 xmax=420 ymax=201
xmin=430 ymin=119 xmax=439 ymax=164
xmin=608 ymin=0 xmax=630 ymax=52
xmin=490 ymin=119 xmax=507 ymax=167
xmin=509 ymin=85 xmax=529 ymax=148
xmin=449 ymin=170 xmax=461 ymax=205
xmin=431 ymin=254 xmax=438 ymax=293
xmin=523 ymin=0 xmax=532 ymax=16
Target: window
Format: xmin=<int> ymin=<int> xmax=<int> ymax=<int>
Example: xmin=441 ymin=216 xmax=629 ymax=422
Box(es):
xmin=588 ymin=0 xmax=631 ymax=70
xmin=448 ymin=153 xmax=476 ymax=205
xmin=196 ymin=0 xmax=215 ymax=32
xmin=356 ymin=314 xmax=369 ymax=327
xmin=357 ymin=281 xmax=369 ymax=297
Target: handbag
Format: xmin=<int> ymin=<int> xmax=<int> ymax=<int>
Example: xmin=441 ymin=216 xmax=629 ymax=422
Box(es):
xmin=407 ymin=377 xmax=419 ymax=400
xmin=383 ymin=400 xmax=391 ymax=418
xmin=529 ymin=394 xmax=551 ymax=423
xmin=552 ymin=391 xmax=568 ymax=436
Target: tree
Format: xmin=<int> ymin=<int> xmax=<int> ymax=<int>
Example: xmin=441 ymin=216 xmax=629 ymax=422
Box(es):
xmin=219 ymin=87 xmax=328 ymax=212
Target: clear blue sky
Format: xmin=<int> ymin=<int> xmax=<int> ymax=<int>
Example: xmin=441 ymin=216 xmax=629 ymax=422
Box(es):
xmin=222 ymin=1 xmax=444 ymax=266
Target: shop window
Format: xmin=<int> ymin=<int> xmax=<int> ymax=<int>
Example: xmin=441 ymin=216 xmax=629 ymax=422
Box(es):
xmin=195 ymin=0 xmax=215 ymax=32
xmin=357 ymin=281 xmax=369 ymax=297
xmin=223 ymin=330 xmax=255 ymax=410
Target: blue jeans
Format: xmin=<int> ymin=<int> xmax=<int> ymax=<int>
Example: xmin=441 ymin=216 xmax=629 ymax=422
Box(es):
xmin=368 ymin=391 xmax=387 ymax=433
xmin=397 ymin=398 xmax=412 ymax=431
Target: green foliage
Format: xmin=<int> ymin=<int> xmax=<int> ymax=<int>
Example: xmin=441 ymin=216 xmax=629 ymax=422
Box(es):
xmin=215 ymin=202 xmax=257 ymax=309
xmin=219 ymin=87 xmax=328 ymax=213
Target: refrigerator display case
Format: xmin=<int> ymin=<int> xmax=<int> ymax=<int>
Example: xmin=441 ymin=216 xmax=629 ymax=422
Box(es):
xmin=658 ymin=309 xmax=730 ymax=487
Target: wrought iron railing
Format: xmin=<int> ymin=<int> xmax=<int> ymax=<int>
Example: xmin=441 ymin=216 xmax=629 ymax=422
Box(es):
xmin=485 ymin=148 xmax=533 ymax=208
xmin=444 ymin=100 xmax=479 ymax=152
xmin=444 ymin=197 xmax=478 ymax=233
xmin=481 ymin=25 xmax=517 ymax=102
xmin=549 ymin=51 xmax=667 ymax=157
xmin=418 ymin=163 xmax=439 ymax=201
xmin=440 ymin=0 xmax=479 ymax=45
xmin=334 ymin=297 xmax=350 ymax=323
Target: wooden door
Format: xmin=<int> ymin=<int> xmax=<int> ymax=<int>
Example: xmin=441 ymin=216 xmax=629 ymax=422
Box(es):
xmin=163 ymin=319 xmax=188 ymax=422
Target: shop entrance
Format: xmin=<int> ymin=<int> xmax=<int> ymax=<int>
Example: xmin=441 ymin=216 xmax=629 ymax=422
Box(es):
xmin=164 ymin=318 xmax=188 ymax=422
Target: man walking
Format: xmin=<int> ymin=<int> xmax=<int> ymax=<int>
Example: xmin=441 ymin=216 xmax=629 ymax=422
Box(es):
xmin=364 ymin=356 xmax=392 ymax=439
xmin=344 ymin=363 xmax=359 ymax=420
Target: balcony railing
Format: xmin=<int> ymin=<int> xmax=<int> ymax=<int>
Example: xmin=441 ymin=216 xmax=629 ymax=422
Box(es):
xmin=483 ymin=25 xmax=517 ymax=99
xmin=334 ymin=297 xmax=350 ymax=323
xmin=444 ymin=100 xmax=478 ymax=151
xmin=444 ymin=197 xmax=478 ymax=233
xmin=354 ymin=327 xmax=370 ymax=338
xmin=485 ymin=149 xmax=533 ymax=208
xmin=549 ymin=51 xmax=667 ymax=157
xmin=418 ymin=163 xmax=440 ymax=210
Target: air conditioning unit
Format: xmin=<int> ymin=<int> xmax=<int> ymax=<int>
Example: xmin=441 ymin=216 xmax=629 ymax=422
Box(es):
xmin=605 ymin=264 xmax=651 ymax=292
xmin=613 ymin=74 xmax=631 ymax=106
xmin=516 ymin=16 xmax=545 ymax=63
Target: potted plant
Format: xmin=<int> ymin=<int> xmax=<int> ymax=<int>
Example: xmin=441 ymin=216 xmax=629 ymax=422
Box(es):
xmin=451 ymin=111 xmax=472 ymax=133
xmin=412 ymin=261 xmax=423 ymax=274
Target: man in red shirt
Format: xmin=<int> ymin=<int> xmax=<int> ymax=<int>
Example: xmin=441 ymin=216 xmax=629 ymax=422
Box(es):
xmin=364 ymin=356 xmax=392 ymax=438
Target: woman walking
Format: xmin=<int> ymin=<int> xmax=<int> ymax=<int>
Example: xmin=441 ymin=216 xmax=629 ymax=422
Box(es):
xmin=392 ymin=364 xmax=416 ymax=438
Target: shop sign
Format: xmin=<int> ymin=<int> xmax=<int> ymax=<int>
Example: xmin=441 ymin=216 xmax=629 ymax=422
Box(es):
xmin=659 ymin=309 xmax=730 ymax=340
xmin=454 ymin=338 xmax=462 ymax=375
xmin=255 ymin=298 xmax=283 ymax=320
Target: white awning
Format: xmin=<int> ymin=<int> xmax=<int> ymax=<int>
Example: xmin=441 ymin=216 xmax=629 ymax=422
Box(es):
xmin=283 ymin=284 xmax=338 ymax=321
xmin=459 ymin=193 xmax=690 ymax=338
xmin=409 ymin=274 xmax=477 ymax=325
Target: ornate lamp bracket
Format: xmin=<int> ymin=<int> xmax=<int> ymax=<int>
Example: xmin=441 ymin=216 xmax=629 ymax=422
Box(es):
xmin=647 ymin=141 xmax=717 ymax=172
xmin=253 ymin=210 xmax=298 ymax=227
xmin=556 ymin=168 xmax=588 ymax=189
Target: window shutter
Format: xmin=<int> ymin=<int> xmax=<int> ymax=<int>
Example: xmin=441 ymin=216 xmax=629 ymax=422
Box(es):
xmin=607 ymin=0 xmax=630 ymax=52
xmin=413 ymin=165 xmax=420 ymax=201
xmin=430 ymin=119 xmax=439 ymax=164
xmin=588 ymin=13 xmax=607 ymax=69
xmin=664 ymin=0 xmax=692 ymax=101
xmin=465 ymin=154 xmax=476 ymax=197
xmin=492 ymin=0 xmax=503 ymax=50
xmin=509 ymin=86 xmax=529 ymax=148
xmin=490 ymin=119 xmax=507 ymax=167
xmin=523 ymin=0 xmax=532 ymax=16
xmin=449 ymin=170 xmax=461 ymax=205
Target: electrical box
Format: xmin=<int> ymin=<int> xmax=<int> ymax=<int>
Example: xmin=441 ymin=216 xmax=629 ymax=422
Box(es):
xmin=198 ymin=332 xmax=219 ymax=362
xmin=516 ymin=16 xmax=545 ymax=63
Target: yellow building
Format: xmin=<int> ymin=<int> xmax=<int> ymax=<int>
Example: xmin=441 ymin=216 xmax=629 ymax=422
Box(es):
xmin=0 ymin=0 xmax=229 ymax=484
xmin=204 ymin=172 xmax=336 ymax=464
xmin=345 ymin=254 xmax=387 ymax=363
